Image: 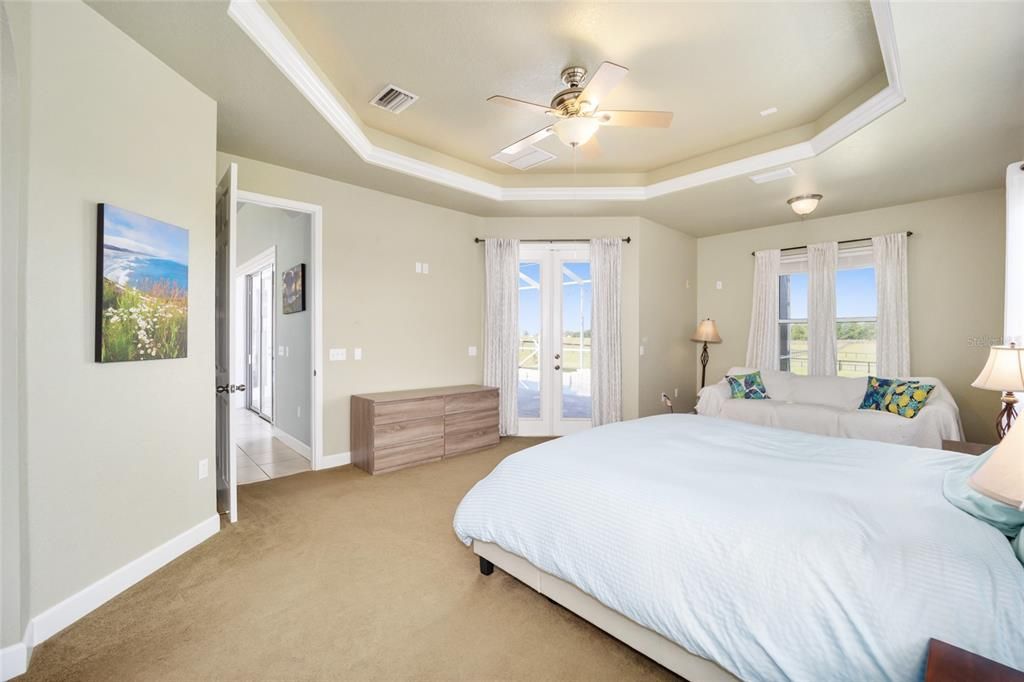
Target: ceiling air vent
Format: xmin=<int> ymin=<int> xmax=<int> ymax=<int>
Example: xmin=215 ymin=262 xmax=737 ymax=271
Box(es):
xmin=491 ymin=145 xmax=556 ymax=171
xmin=749 ymin=167 xmax=796 ymax=184
xmin=370 ymin=84 xmax=419 ymax=114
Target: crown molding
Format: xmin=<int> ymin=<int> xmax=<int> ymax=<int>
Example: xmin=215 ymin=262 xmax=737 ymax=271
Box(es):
xmin=228 ymin=0 xmax=904 ymax=203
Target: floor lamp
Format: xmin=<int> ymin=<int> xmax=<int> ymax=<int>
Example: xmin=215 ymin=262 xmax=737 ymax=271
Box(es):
xmin=691 ymin=319 xmax=722 ymax=389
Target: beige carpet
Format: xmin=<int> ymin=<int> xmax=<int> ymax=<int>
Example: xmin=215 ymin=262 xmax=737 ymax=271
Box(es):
xmin=22 ymin=438 xmax=676 ymax=681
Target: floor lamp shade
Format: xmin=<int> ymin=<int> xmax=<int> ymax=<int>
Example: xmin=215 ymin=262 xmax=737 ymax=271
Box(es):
xmin=970 ymin=419 xmax=1024 ymax=510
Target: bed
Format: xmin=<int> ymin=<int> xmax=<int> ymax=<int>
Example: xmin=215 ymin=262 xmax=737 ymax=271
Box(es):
xmin=453 ymin=414 xmax=1024 ymax=681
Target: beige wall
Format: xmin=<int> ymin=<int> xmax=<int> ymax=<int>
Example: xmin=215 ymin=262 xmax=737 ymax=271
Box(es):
xmin=15 ymin=0 xmax=217 ymax=619
xmin=696 ymin=189 xmax=1006 ymax=444
xmin=638 ymin=218 xmax=699 ymax=416
xmin=219 ymin=154 xmax=485 ymax=457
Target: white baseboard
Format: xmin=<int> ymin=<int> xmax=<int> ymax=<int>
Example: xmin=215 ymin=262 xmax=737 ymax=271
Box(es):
xmin=0 ymin=640 xmax=27 ymax=681
xmin=319 ymin=451 xmax=350 ymax=470
xmin=2 ymin=514 xmax=220 ymax=680
xmin=272 ymin=426 xmax=311 ymax=460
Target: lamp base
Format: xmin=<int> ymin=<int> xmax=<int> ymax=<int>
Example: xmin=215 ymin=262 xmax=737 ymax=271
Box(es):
xmin=997 ymin=391 xmax=1018 ymax=440
xmin=700 ymin=342 xmax=709 ymax=389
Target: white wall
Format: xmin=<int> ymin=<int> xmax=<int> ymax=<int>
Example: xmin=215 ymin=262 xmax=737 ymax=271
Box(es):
xmin=10 ymin=0 xmax=217 ymax=624
xmin=236 ymin=203 xmax=312 ymax=445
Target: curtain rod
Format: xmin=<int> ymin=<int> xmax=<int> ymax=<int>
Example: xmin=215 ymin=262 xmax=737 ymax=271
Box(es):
xmin=474 ymin=237 xmax=631 ymax=244
xmin=750 ymin=231 xmax=913 ymax=256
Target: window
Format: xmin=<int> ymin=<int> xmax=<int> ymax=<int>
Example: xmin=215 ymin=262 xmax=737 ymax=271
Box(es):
xmin=778 ymin=250 xmax=878 ymax=377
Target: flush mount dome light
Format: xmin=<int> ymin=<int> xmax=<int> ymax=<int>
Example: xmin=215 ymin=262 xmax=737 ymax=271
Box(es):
xmin=787 ymin=193 xmax=823 ymax=216
xmin=553 ymin=116 xmax=601 ymax=148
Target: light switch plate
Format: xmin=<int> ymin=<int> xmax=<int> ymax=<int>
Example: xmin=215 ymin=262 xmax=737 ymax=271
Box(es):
xmin=415 ymin=262 xmax=422 ymax=273
xmin=468 ymin=346 xmax=477 ymax=357
xmin=198 ymin=458 xmax=209 ymax=480
xmin=639 ymin=345 xmax=645 ymax=357
xmin=716 ymin=280 xmax=723 ymax=290
xmin=354 ymin=348 xmax=363 ymax=360
xmin=329 ymin=348 xmax=346 ymax=361
xmin=422 ymin=263 xmax=429 ymax=274
xmin=279 ymin=345 xmax=285 ymax=356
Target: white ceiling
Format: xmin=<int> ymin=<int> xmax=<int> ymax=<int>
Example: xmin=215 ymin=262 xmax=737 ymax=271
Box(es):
xmin=269 ymin=1 xmax=881 ymax=174
xmin=89 ymin=1 xmax=1024 ymax=236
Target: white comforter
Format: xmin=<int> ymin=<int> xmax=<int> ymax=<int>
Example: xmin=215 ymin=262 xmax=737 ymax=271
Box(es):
xmin=453 ymin=415 xmax=1024 ymax=682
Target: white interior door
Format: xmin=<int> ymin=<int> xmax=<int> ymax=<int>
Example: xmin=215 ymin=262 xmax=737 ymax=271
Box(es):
xmin=517 ymin=244 xmax=593 ymax=436
xmin=215 ymin=163 xmax=239 ymax=523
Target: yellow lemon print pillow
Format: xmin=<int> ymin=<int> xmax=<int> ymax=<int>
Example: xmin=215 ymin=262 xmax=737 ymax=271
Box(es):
xmin=882 ymin=380 xmax=935 ymax=419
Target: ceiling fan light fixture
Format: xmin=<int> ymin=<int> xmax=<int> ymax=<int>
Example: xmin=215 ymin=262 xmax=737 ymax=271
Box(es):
xmin=553 ymin=116 xmax=600 ymax=148
xmin=787 ymin=193 xmax=823 ymax=216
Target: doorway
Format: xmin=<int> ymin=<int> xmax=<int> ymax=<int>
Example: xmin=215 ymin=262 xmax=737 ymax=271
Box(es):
xmin=214 ymin=162 xmax=325 ymax=523
xmin=517 ymin=243 xmax=593 ymax=436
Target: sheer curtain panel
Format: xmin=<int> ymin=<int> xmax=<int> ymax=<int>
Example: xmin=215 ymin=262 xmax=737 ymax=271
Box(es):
xmin=590 ymin=238 xmax=623 ymax=426
xmin=484 ymin=238 xmax=520 ymax=435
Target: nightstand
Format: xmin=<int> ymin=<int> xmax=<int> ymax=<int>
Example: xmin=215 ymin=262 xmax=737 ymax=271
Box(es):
xmin=942 ymin=439 xmax=993 ymax=456
xmin=925 ymin=639 xmax=1024 ymax=681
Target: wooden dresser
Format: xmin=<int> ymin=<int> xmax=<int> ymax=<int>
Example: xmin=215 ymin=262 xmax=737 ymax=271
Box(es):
xmin=350 ymin=385 xmax=499 ymax=475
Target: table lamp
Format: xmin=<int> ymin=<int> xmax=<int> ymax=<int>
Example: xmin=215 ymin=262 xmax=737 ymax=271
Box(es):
xmin=691 ymin=319 xmax=722 ymax=389
xmin=972 ymin=343 xmax=1024 ymax=440
xmin=970 ymin=418 xmax=1024 ymax=512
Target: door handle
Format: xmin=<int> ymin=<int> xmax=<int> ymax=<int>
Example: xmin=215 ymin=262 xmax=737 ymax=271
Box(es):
xmin=216 ymin=384 xmax=248 ymax=394
xmin=554 ymin=365 xmax=561 ymax=370
xmin=554 ymin=353 xmax=561 ymax=360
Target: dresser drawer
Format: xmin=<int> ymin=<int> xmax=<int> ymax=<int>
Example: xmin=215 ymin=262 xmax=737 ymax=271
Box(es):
xmin=445 ymin=426 xmax=499 ymax=457
xmin=374 ymin=416 xmax=444 ymax=449
xmin=446 ymin=409 xmax=498 ymax=434
xmin=445 ymin=390 xmax=498 ymax=415
xmin=375 ymin=436 xmax=444 ymax=472
xmin=374 ymin=397 xmax=444 ymax=425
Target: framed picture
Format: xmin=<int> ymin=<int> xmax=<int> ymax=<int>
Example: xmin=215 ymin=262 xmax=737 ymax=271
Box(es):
xmin=96 ymin=204 xmax=189 ymax=362
xmin=282 ymin=263 xmax=306 ymax=314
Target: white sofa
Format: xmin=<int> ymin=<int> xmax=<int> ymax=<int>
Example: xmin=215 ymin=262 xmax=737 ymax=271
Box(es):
xmin=696 ymin=367 xmax=965 ymax=449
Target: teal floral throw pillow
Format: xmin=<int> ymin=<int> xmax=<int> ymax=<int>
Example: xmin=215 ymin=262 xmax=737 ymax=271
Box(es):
xmin=859 ymin=376 xmax=895 ymax=411
xmin=726 ymin=371 xmax=770 ymax=400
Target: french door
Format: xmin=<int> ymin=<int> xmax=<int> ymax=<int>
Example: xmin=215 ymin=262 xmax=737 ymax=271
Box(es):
xmin=518 ymin=244 xmax=593 ymax=436
xmin=246 ymin=265 xmax=274 ymax=422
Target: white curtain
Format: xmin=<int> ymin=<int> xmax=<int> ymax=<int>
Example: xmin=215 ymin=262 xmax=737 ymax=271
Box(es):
xmin=484 ymin=238 xmax=519 ymax=436
xmin=873 ymin=232 xmax=910 ymax=377
xmin=590 ymin=238 xmax=622 ymax=426
xmin=1005 ymin=162 xmax=1024 ymax=345
xmin=745 ymin=249 xmax=781 ymax=370
xmin=807 ymin=241 xmax=838 ymax=376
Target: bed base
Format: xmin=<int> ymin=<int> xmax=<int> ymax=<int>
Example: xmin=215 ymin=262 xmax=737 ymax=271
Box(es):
xmin=473 ymin=541 xmax=740 ymax=682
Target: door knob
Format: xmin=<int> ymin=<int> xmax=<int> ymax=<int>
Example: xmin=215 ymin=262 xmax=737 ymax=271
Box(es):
xmin=554 ymin=353 xmax=561 ymax=359
xmin=554 ymin=365 xmax=561 ymax=370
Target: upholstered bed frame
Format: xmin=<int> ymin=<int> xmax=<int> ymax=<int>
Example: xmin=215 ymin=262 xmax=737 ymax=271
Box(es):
xmin=473 ymin=540 xmax=740 ymax=681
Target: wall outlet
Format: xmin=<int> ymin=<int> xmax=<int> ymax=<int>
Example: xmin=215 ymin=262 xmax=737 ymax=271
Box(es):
xmin=686 ymin=279 xmax=691 ymax=289
xmin=674 ymin=388 xmax=679 ymax=398
xmin=198 ymin=458 xmax=209 ymax=480
xmin=354 ymin=348 xmax=363 ymax=360
xmin=415 ymin=262 xmax=422 ymax=273
xmin=278 ymin=345 xmax=285 ymax=356
xmin=639 ymin=345 xmax=645 ymax=357
xmin=297 ymin=406 xmax=301 ymax=418
xmin=468 ymin=346 xmax=478 ymax=357
xmin=329 ymin=348 xmax=346 ymax=361
xmin=422 ymin=263 xmax=429 ymax=274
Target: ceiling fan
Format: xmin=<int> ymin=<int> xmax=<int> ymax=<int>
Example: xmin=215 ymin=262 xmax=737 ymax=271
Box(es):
xmin=488 ymin=62 xmax=673 ymax=160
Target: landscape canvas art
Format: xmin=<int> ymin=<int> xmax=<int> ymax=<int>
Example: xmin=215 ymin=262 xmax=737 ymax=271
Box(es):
xmin=96 ymin=204 xmax=189 ymax=362
xmin=282 ymin=263 xmax=306 ymax=314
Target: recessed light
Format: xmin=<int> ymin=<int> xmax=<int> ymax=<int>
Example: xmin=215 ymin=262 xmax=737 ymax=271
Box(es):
xmin=760 ymin=107 xmax=778 ymax=117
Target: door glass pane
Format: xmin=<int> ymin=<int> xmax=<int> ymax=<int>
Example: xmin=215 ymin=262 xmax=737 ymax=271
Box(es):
xmin=518 ymin=262 xmax=541 ymax=418
xmin=261 ymin=268 xmax=274 ymax=418
xmin=248 ymin=274 xmax=261 ymax=413
xmin=561 ymin=262 xmax=592 ymax=419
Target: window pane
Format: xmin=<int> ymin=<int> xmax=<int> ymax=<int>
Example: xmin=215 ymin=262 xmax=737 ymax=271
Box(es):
xmin=780 ymin=272 xmax=808 ymax=320
xmin=837 ymin=321 xmax=877 ymax=377
xmin=779 ymin=322 xmax=808 ymax=375
xmin=518 ymin=262 xmax=541 ymax=418
xmin=561 ymin=262 xmax=592 ymax=419
xmin=837 ymin=268 xmax=877 ymax=318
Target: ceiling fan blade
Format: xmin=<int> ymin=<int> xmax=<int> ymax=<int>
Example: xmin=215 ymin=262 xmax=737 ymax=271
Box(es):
xmin=487 ymin=95 xmax=555 ymax=116
xmin=501 ymin=125 xmax=554 ymax=155
xmin=578 ymin=61 xmax=629 ymax=111
xmin=597 ymin=110 xmax=673 ymax=128
xmin=576 ymin=137 xmax=602 ymax=162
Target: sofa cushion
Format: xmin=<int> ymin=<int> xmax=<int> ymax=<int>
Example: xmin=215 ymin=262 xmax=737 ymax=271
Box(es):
xmin=720 ymin=399 xmax=844 ymax=437
xmin=726 ymin=371 xmax=770 ymax=400
xmin=859 ymin=376 xmax=895 ymax=411
xmin=882 ymin=381 xmax=935 ymax=419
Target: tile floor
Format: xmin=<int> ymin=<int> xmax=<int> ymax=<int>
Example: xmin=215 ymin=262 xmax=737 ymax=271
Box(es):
xmin=233 ymin=408 xmax=311 ymax=484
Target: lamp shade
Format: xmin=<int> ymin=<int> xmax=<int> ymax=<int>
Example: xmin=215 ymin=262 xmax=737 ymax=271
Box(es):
xmin=970 ymin=419 xmax=1024 ymax=510
xmin=972 ymin=345 xmax=1024 ymax=392
xmin=691 ymin=319 xmax=722 ymax=344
